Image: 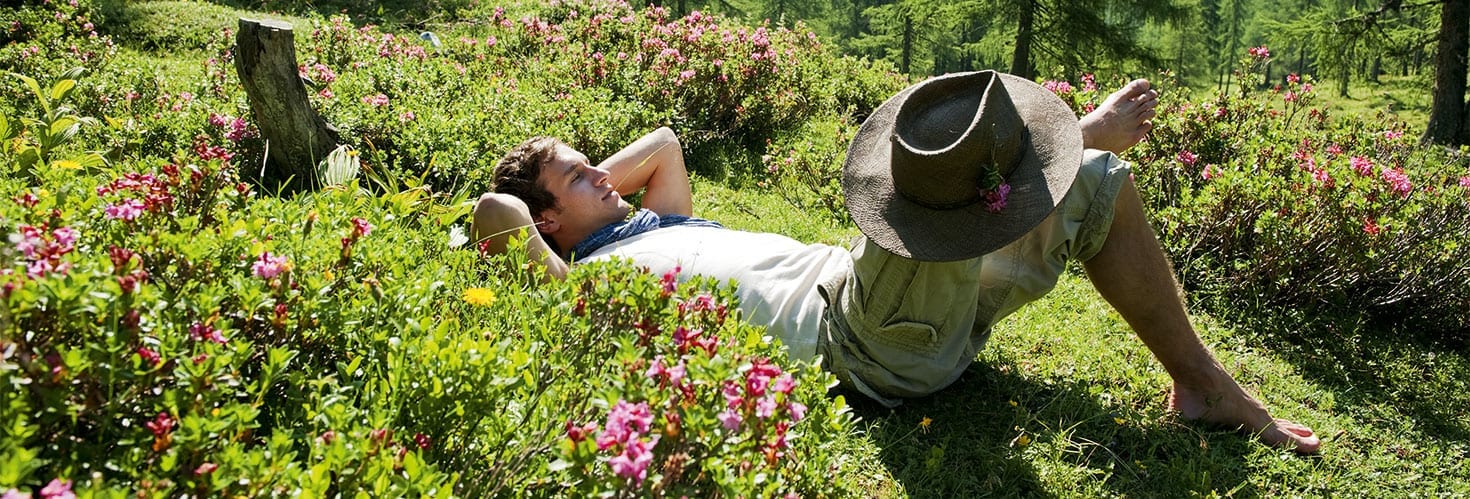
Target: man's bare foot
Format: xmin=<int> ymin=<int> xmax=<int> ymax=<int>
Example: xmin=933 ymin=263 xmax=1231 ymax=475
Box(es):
xmin=1079 ymin=79 xmax=1159 ymax=155
xmin=1169 ymin=383 xmax=1322 ymax=454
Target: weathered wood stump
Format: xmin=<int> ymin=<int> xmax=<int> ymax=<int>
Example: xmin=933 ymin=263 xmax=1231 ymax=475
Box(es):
xmin=234 ymin=18 xmax=338 ymax=192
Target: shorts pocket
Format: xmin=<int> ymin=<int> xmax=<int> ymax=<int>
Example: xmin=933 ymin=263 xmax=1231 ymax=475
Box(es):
xmin=856 ymin=320 xmax=940 ymax=357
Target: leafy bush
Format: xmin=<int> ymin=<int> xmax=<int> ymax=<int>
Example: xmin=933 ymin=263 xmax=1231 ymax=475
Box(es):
xmin=282 ymin=1 xmax=901 ymax=195
xmin=0 ymin=3 xmax=869 ymax=496
xmin=1046 ymin=59 xmax=1470 ymax=335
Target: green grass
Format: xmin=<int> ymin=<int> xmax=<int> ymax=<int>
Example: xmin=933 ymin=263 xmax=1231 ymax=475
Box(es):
xmin=1319 ymin=74 xmax=1433 ymax=134
xmin=1186 ymin=73 xmax=1433 ymax=135
xmin=835 ymin=268 xmax=1469 ymax=497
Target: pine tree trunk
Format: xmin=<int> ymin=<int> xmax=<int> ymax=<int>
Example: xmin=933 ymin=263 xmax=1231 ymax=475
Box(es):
xmin=901 ymin=14 xmax=913 ymax=74
xmin=1425 ymin=0 xmax=1470 ymax=145
xmin=1011 ymin=0 xmax=1035 ymax=79
xmin=234 ymin=18 xmax=339 ymax=192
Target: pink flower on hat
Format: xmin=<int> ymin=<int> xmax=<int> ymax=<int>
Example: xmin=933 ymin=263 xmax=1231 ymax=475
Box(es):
xmin=983 ymin=183 xmax=1011 ymax=214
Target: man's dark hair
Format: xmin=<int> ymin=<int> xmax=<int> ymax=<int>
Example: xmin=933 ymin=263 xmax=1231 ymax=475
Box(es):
xmin=491 ymin=136 xmax=563 ymax=218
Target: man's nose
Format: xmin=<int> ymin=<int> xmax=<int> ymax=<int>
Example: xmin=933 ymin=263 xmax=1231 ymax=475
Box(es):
xmin=590 ymin=165 xmax=612 ymax=184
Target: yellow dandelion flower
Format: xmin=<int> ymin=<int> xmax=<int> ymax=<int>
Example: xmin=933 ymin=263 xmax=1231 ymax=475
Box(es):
xmin=462 ymin=287 xmax=496 ymax=307
xmin=919 ymin=416 xmax=933 ymax=434
xmin=1011 ymin=433 xmax=1032 ymax=447
xmin=1114 ymin=417 xmax=1126 ymax=425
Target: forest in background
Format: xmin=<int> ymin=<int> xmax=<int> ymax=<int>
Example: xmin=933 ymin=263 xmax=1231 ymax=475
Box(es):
xmin=206 ymin=0 xmax=1469 ymax=142
xmin=650 ymin=0 xmax=1470 ymax=146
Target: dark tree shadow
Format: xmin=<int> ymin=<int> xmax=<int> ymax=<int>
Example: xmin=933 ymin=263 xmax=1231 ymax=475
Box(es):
xmin=1222 ymin=311 xmax=1470 ymax=445
xmin=841 ymin=361 xmax=1281 ymax=498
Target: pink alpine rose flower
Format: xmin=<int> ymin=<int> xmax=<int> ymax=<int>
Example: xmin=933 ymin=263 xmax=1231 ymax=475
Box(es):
xmin=607 ymin=435 xmax=658 ymax=485
xmin=1381 ymin=168 xmax=1413 ymax=197
xmin=104 ymin=198 xmax=146 ymax=221
xmin=1201 ymin=164 xmax=1222 ymax=181
xmin=1350 ymin=156 xmax=1373 ymax=176
xmin=983 ymin=183 xmax=1011 ymax=214
xmin=252 ymin=252 xmax=289 ymax=279
xmin=1176 ymin=150 xmax=1198 ymax=166
xmin=718 ymin=408 xmax=743 ymax=430
xmin=38 ymin=479 xmax=74 ymax=499
xmin=351 ymin=217 xmax=373 ymax=238
xmin=361 ymin=93 xmax=389 ymax=107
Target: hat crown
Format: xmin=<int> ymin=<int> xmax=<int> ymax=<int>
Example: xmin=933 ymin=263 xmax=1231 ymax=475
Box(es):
xmin=890 ymin=71 xmax=1025 ymax=209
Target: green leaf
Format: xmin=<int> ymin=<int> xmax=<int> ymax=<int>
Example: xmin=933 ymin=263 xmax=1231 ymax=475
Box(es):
xmin=76 ymin=151 xmax=107 ymax=168
xmin=316 ymin=144 xmax=361 ymax=187
xmin=59 ymin=66 xmax=86 ymax=81
xmin=11 ymin=72 xmax=49 ymax=118
xmin=0 ymin=113 xmax=11 ymax=141
xmin=49 ymin=79 xmax=76 ymax=102
xmin=48 ymin=116 xmax=78 ymax=138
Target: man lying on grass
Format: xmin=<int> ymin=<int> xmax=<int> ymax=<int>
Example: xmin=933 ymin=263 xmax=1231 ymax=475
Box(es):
xmin=472 ymin=71 xmax=1322 ymax=454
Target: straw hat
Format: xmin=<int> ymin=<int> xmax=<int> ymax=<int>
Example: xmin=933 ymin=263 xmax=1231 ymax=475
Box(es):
xmin=842 ymin=70 xmax=1083 ymax=262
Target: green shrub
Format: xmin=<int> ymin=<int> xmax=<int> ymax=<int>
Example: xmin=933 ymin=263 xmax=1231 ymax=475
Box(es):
xmin=0 ymin=4 xmax=869 ymax=494
xmin=278 ymin=1 xmax=900 ymax=196
xmin=1047 ymin=62 xmax=1470 ymax=335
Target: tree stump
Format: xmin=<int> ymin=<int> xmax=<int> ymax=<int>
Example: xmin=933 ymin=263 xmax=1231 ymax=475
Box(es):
xmin=234 ymin=18 xmax=339 ymax=192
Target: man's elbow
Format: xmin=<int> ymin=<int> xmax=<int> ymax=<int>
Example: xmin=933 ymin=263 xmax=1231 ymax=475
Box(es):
xmin=654 ymin=126 xmax=680 ymax=147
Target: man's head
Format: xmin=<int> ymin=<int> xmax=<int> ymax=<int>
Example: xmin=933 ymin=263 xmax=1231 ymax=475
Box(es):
xmin=492 ymin=136 xmax=631 ymax=253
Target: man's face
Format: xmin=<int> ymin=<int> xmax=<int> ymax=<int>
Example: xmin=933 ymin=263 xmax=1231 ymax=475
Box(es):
xmin=535 ymin=143 xmax=631 ymax=239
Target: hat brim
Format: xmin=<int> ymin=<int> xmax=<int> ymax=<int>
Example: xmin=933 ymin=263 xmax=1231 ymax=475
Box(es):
xmin=843 ymin=72 xmax=1083 ymax=262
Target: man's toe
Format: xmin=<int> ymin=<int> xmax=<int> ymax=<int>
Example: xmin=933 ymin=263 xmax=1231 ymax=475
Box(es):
xmin=1262 ymin=418 xmax=1321 ymax=454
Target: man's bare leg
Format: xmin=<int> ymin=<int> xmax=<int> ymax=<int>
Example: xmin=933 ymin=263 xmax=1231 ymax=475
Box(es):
xmin=1082 ymin=180 xmax=1320 ymax=453
xmin=1080 ymin=79 xmax=1158 ymax=154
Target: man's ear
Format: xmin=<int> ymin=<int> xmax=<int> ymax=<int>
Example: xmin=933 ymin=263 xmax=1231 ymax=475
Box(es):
xmin=534 ymin=211 xmax=561 ymax=234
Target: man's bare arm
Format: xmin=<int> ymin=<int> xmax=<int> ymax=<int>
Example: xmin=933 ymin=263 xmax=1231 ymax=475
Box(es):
xmin=470 ymin=192 xmax=568 ymax=280
xmin=599 ymin=127 xmax=693 ymax=217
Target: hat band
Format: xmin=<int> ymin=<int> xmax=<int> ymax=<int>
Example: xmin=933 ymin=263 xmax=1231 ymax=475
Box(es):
xmin=897 ymin=189 xmax=984 ymax=210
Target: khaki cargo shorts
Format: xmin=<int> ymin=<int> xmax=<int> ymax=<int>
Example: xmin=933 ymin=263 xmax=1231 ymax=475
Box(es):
xmin=818 ymin=150 xmax=1131 ymax=407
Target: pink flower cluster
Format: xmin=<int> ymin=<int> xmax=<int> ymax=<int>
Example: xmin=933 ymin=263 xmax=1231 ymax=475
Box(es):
xmin=98 ymin=172 xmax=175 ymax=221
xmin=208 ymin=113 xmax=253 ymax=142
xmin=675 ymin=292 xmax=728 ymax=326
xmin=38 ymin=478 xmax=74 ymax=499
xmin=719 ymin=357 xmax=805 ymax=463
xmin=1248 ymin=45 xmax=1270 ymax=58
xmin=305 ymin=62 xmax=338 ymax=84
xmin=1381 ymin=167 xmax=1413 ymax=197
xmin=1363 ymin=217 xmax=1383 ymax=236
xmin=594 ymin=401 xmax=660 ymax=485
xmin=14 ymin=224 xmax=77 ymax=278
xmin=1042 ymin=80 xmax=1073 ymax=94
xmin=1176 ymin=150 xmax=1199 ymax=166
xmin=340 ymin=217 xmax=374 ymax=257
xmin=361 ymin=93 xmax=390 ymax=107
xmin=659 ymin=265 xmax=681 ymax=297
xmin=1350 ymin=156 xmax=1373 ymax=176
xmin=189 ymin=322 xmax=228 ymax=344
xmin=252 ymin=251 xmax=289 ymax=279
xmin=982 ymin=183 xmax=1011 ymax=214
xmin=1201 ymin=164 xmax=1222 ymax=181
xmin=193 ymin=134 xmax=234 ymax=163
